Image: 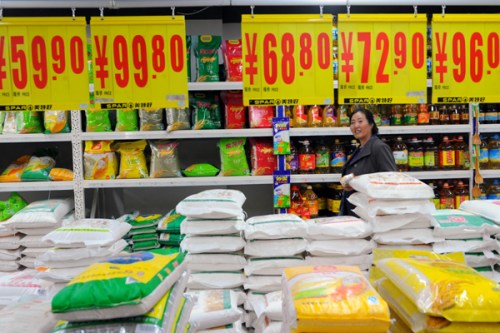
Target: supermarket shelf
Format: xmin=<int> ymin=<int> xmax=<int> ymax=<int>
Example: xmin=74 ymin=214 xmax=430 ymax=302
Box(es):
xmin=379 ymin=125 xmax=470 ymax=135
xmin=83 ymin=176 xmax=274 ymax=188
xmin=81 ymin=128 xmax=272 ymax=140
xmin=0 ymin=133 xmax=72 ymax=143
xmin=480 ymin=170 xmax=500 ymax=179
xmin=291 ymin=174 xmax=342 ymax=183
xmin=479 ymin=124 xmax=499 ymax=133
xmin=188 ymin=81 xmax=243 ymax=91
xmin=0 ymin=181 xmax=74 ymax=192
xmin=291 ymin=127 xmax=351 ymax=136
xmin=407 ymin=170 xmax=471 ymax=180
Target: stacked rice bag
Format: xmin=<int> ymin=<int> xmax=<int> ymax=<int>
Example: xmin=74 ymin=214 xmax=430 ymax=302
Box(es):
xmin=157 ymin=209 xmax=186 ymax=251
xmin=347 ymin=172 xmax=440 ymax=251
xmin=0 ymin=223 xmax=22 ymax=272
xmin=244 ymin=213 xmax=307 ymax=331
xmin=36 ymin=218 xmax=130 ymax=282
xmin=3 ymin=198 xmax=74 ymax=270
xmin=50 ymin=249 xmax=191 ymax=333
xmin=0 ymin=270 xmax=56 ymax=310
xmin=123 ymin=213 xmax=162 ymax=252
xmin=282 ymin=265 xmax=390 ymax=333
xmin=372 ymin=248 xmax=500 ymax=333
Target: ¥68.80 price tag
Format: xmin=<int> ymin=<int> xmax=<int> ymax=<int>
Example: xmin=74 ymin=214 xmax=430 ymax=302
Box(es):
xmin=242 ymin=14 xmax=333 ymax=106
xmin=432 ymin=14 xmax=500 ymax=104
xmin=91 ymin=16 xmax=188 ymax=110
xmin=0 ymin=17 xmax=89 ymax=111
xmin=338 ymin=14 xmax=427 ymax=105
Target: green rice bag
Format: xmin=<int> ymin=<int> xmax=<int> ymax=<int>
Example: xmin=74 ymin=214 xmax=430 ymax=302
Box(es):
xmin=16 ymin=111 xmax=43 ymax=133
xmin=51 ymin=250 xmax=185 ymax=321
xmin=0 ymin=112 xmax=6 ymax=134
xmin=218 ymin=138 xmax=250 ymax=176
xmin=190 ymin=92 xmax=222 ymax=129
xmin=20 ymin=156 xmax=56 ymax=181
xmin=44 ymin=111 xmax=70 ymax=133
xmin=85 ymin=110 xmax=112 ymax=132
xmin=127 ymin=225 xmax=158 ymax=236
xmin=158 ymin=233 xmax=184 ymax=246
xmin=132 ymin=240 xmax=160 ymax=251
xmin=115 ymin=109 xmax=139 ymax=131
xmin=157 ymin=210 xmax=186 ymax=233
xmin=182 ymin=163 xmax=219 ymax=177
xmin=0 ymin=192 xmax=28 ymax=221
xmin=195 ymin=35 xmax=222 ymax=82
xmin=128 ymin=214 xmax=163 ymax=229
xmin=132 ymin=233 xmax=158 ymax=242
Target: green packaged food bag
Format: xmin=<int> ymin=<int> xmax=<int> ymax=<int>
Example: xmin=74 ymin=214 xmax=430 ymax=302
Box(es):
xmin=195 ymin=35 xmax=222 ymax=82
xmin=182 ymin=163 xmax=219 ymax=177
xmin=20 ymin=156 xmax=56 ymax=181
xmin=218 ymin=138 xmax=250 ymax=176
xmin=132 ymin=233 xmax=158 ymax=242
xmin=157 ymin=210 xmax=186 ymax=233
xmin=128 ymin=214 xmax=163 ymax=229
xmin=0 ymin=112 xmax=6 ymax=134
xmin=132 ymin=240 xmax=160 ymax=251
xmin=190 ymin=92 xmax=222 ymax=130
xmin=158 ymin=233 xmax=184 ymax=246
xmin=85 ymin=110 xmax=112 ymax=132
xmin=0 ymin=192 xmax=28 ymax=221
xmin=16 ymin=111 xmax=43 ymax=133
xmin=115 ymin=109 xmax=139 ymax=131
xmin=44 ymin=111 xmax=70 ymax=133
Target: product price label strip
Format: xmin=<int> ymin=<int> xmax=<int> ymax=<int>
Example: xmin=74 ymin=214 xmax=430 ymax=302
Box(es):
xmin=338 ymin=14 xmax=427 ymax=105
xmin=432 ymin=14 xmax=500 ymax=104
xmin=0 ymin=17 xmax=89 ymax=110
xmin=241 ymin=14 xmax=334 ymax=106
xmin=90 ymin=16 xmax=188 ymax=110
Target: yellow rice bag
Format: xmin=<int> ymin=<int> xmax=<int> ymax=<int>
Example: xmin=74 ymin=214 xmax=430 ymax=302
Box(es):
xmin=114 ymin=140 xmax=148 ymax=179
xmin=49 ymin=168 xmax=74 ymax=181
xmin=376 ymin=257 xmax=500 ymax=322
xmin=83 ymin=141 xmax=117 ymax=180
xmin=282 ymin=265 xmax=390 ymax=333
xmin=378 ymin=277 xmax=500 ymax=333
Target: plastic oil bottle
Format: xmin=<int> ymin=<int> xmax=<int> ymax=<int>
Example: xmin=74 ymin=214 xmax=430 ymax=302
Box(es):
xmin=327 ymin=183 xmax=343 ymax=216
xmin=293 ymin=105 xmax=308 ymax=128
xmin=307 ymin=105 xmax=323 ymax=128
xmin=439 ymin=182 xmax=455 ymax=209
xmin=298 ymin=140 xmax=316 ymax=174
xmin=479 ymin=135 xmax=489 ymax=170
xmin=392 ymin=136 xmax=409 ymax=172
xmin=346 ymin=139 xmax=359 ymax=161
xmin=286 ymin=140 xmax=299 ymax=174
xmin=408 ymin=137 xmax=424 ymax=171
xmin=423 ymin=136 xmax=438 ymax=170
xmin=488 ymin=134 xmax=500 ymax=169
xmin=303 ymin=185 xmax=319 ymax=219
xmin=454 ymin=135 xmax=470 ymax=170
xmin=486 ymin=179 xmax=500 ymax=199
xmin=315 ymin=140 xmax=330 ymax=174
xmin=439 ymin=136 xmax=456 ymax=170
xmin=453 ymin=180 xmax=469 ymax=209
xmin=288 ymin=185 xmax=303 ymax=216
xmin=330 ymin=139 xmax=347 ymax=173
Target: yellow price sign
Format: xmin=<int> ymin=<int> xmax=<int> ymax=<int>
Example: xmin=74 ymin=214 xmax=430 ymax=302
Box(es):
xmin=432 ymin=14 xmax=500 ymax=104
xmin=0 ymin=17 xmax=89 ymax=111
xmin=90 ymin=16 xmax=188 ymax=110
xmin=242 ymin=14 xmax=334 ymax=106
xmin=338 ymin=14 xmax=427 ymax=105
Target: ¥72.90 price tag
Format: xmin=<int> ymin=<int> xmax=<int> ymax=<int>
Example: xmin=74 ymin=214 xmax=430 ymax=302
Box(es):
xmin=432 ymin=14 xmax=500 ymax=104
xmin=0 ymin=17 xmax=89 ymax=111
xmin=338 ymin=14 xmax=427 ymax=105
xmin=242 ymin=14 xmax=333 ymax=106
xmin=91 ymin=16 xmax=188 ymax=110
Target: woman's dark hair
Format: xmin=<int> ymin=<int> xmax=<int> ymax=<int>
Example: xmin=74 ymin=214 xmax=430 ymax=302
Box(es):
xmin=349 ymin=108 xmax=379 ymax=135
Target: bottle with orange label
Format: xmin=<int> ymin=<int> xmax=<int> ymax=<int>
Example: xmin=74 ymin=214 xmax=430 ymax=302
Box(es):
xmin=439 ymin=136 xmax=455 ymax=170
xmin=417 ymin=104 xmax=430 ymax=125
xmin=288 ymin=185 xmax=303 ymax=216
xmin=293 ymin=105 xmax=308 ymax=128
xmin=298 ymin=140 xmax=315 ymax=174
xmin=454 ymin=135 xmax=470 ymax=170
xmin=439 ymin=182 xmax=455 ymax=209
xmin=322 ymin=105 xmax=336 ymax=127
xmin=307 ymin=105 xmax=323 ymax=128
xmin=303 ymin=185 xmax=319 ymax=219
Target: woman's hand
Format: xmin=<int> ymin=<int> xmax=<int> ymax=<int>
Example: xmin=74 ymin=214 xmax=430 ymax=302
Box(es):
xmin=341 ymin=183 xmax=353 ymax=191
xmin=340 ymin=173 xmax=354 ymax=191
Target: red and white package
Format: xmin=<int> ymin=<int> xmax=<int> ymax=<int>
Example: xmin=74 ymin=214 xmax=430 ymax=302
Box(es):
xmin=249 ymin=106 xmax=274 ymax=128
xmin=250 ymin=138 xmax=276 ymax=176
xmin=222 ymin=39 xmax=242 ymax=81
xmin=221 ymin=91 xmax=246 ymax=129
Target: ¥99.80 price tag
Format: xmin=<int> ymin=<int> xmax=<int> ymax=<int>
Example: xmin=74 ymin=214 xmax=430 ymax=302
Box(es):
xmin=242 ymin=14 xmax=334 ymax=106
xmin=432 ymin=14 xmax=500 ymax=104
xmin=338 ymin=14 xmax=427 ymax=105
xmin=0 ymin=17 xmax=89 ymax=110
xmin=90 ymin=16 xmax=188 ymax=110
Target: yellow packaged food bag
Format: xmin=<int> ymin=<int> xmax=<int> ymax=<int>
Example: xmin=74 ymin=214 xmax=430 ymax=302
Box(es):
xmin=49 ymin=168 xmax=74 ymax=181
xmin=376 ymin=257 xmax=500 ymax=322
xmin=282 ymin=265 xmax=390 ymax=333
xmin=378 ymin=277 xmax=500 ymax=333
xmin=114 ymin=140 xmax=148 ymax=179
xmin=44 ymin=111 xmax=70 ymax=133
xmin=83 ymin=141 xmax=117 ymax=180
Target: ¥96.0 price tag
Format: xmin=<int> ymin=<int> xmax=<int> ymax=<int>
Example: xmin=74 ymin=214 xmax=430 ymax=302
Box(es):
xmin=0 ymin=17 xmax=89 ymax=110
xmin=432 ymin=14 xmax=500 ymax=104
xmin=338 ymin=14 xmax=427 ymax=105
xmin=242 ymin=14 xmax=333 ymax=106
xmin=91 ymin=16 xmax=188 ymax=110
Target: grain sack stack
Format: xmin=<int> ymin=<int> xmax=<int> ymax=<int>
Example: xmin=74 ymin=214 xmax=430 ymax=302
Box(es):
xmin=0 ymin=223 xmax=22 ymax=272
xmin=372 ymin=249 xmax=500 ymax=333
xmin=50 ymin=249 xmax=191 ymax=333
xmin=123 ymin=213 xmax=163 ymax=252
xmin=305 ymin=215 xmax=374 ymax=275
xmin=157 ymin=209 xmax=186 ymax=251
xmin=247 ymin=291 xmax=284 ymax=333
xmin=243 ymin=213 xmax=307 ymax=332
xmin=346 ymin=172 xmax=440 ymax=251
xmin=35 ymin=218 xmax=130 ymax=282
xmin=177 ymin=189 xmax=247 ymax=291
xmin=3 ymin=198 xmax=74 ymax=270
xmin=282 ymin=265 xmax=391 ymax=333
xmin=0 ymin=269 xmax=55 ymax=310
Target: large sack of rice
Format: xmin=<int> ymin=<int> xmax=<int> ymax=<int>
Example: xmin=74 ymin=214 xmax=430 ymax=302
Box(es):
xmin=349 ymin=172 xmax=434 ymax=199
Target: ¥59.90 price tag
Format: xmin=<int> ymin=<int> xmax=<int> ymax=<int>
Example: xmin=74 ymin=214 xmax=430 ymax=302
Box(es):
xmin=432 ymin=14 xmax=500 ymax=104
xmin=242 ymin=14 xmax=333 ymax=106
xmin=338 ymin=14 xmax=427 ymax=105
xmin=91 ymin=16 xmax=188 ymax=110
xmin=0 ymin=17 xmax=89 ymax=111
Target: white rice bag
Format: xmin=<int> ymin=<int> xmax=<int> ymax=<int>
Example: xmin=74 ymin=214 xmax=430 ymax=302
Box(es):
xmin=348 ymin=192 xmax=435 ymax=217
xmin=0 ymin=270 xmax=54 ymax=298
xmin=186 ymin=253 xmax=247 ymax=272
xmin=0 ymin=234 xmax=22 ymax=250
xmin=306 ymin=215 xmax=372 ymax=240
xmin=187 ymin=289 xmax=243 ymax=330
xmin=42 ymin=219 xmax=131 ymax=248
xmin=244 ymin=275 xmax=282 ymax=293
xmin=0 ymin=249 xmax=20 ymax=261
xmin=0 ymin=259 xmax=19 ymax=271
xmin=36 ymin=265 xmax=89 ymax=283
xmin=307 ymin=239 xmax=375 ymax=257
xmin=460 ymin=200 xmax=500 ymax=224
xmin=349 ymin=172 xmax=434 ymax=199
xmin=433 ymin=238 xmax=498 ymax=253
xmin=181 ymin=235 xmax=245 ymax=253
xmin=20 ymin=247 xmax=52 ymax=258
xmin=187 ymin=271 xmax=245 ymax=290
xmin=373 ymin=228 xmax=443 ymax=245
xmin=38 ymin=239 xmax=128 ymax=262
xmin=432 ymin=209 xmax=500 ymax=238
xmin=18 ymin=256 xmax=35 ymax=269
xmin=0 ymin=224 xmax=16 ymax=236
xmin=248 ymin=290 xmax=283 ymax=321
xmin=0 ymin=298 xmax=56 ymax=333
xmin=376 ymin=244 xmax=433 ymax=251
xmin=19 ymin=235 xmax=53 ymax=248
xmin=304 ymin=254 xmax=373 ymax=271
xmin=354 ymin=207 xmax=433 ymax=233
xmin=254 ymin=317 xmax=282 ymax=333
xmin=16 ymin=226 xmax=58 ymax=236
xmin=176 ymin=189 xmax=246 ymax=219
xmin=6 ymin=198 xmax=74 ymax=228
xmin=244 ymin=238 xmax=307 ymax=257
xmin=181 ymin=214 xmax=246 ymax=236
xmin=245 ymin=214 xmax=306 ymax=240
xmin=245 ymin=257 xmax=304 ymax=276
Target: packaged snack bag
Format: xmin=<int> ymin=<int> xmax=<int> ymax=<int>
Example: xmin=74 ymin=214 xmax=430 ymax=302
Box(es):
xmin=195 ymin=35 xmax=222 ymax=82
xmin=0 ymin=155 xmax=31 ymax=182
xmin=218 ymin=138 xmax=250 ymax=176
xmin=149 ymin=140 xmax=181 ymax=178
xmin=16 ymin=111 xmax=43 ymax=133
xmin=0 ymin=192 xmax=28 ymax=221
xmin=222 ymin=39 xmax=242 ymax=81
xmin=85 ymin=110 xmax=112 ymax=132
xmin=83 ymin=141 xmax=117 ymax=180
xmin=182 ymin=163 xmax=219 ymax=177
xmin=49 ymin=168 xmax=74 ymax=181
xmin=44 ymin=111 xmax=70 ymax=133
xmin=115 ymin=140 xmax=148 ymax=179
xmin=115 ymin=109 xmax=139 ymax=132
xmin=21 ymin=156 xmax=56 ymax=181
xmin=221 ymin=91 xmax=246 ymax=129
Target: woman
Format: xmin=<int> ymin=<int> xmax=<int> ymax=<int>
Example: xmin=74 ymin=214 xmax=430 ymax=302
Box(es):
xmin=340 ymin=108 xmax=397 ymax=216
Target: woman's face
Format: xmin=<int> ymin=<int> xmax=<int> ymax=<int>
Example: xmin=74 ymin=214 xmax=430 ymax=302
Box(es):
xmin=350 ymin=112 xmax=373 ymax=145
